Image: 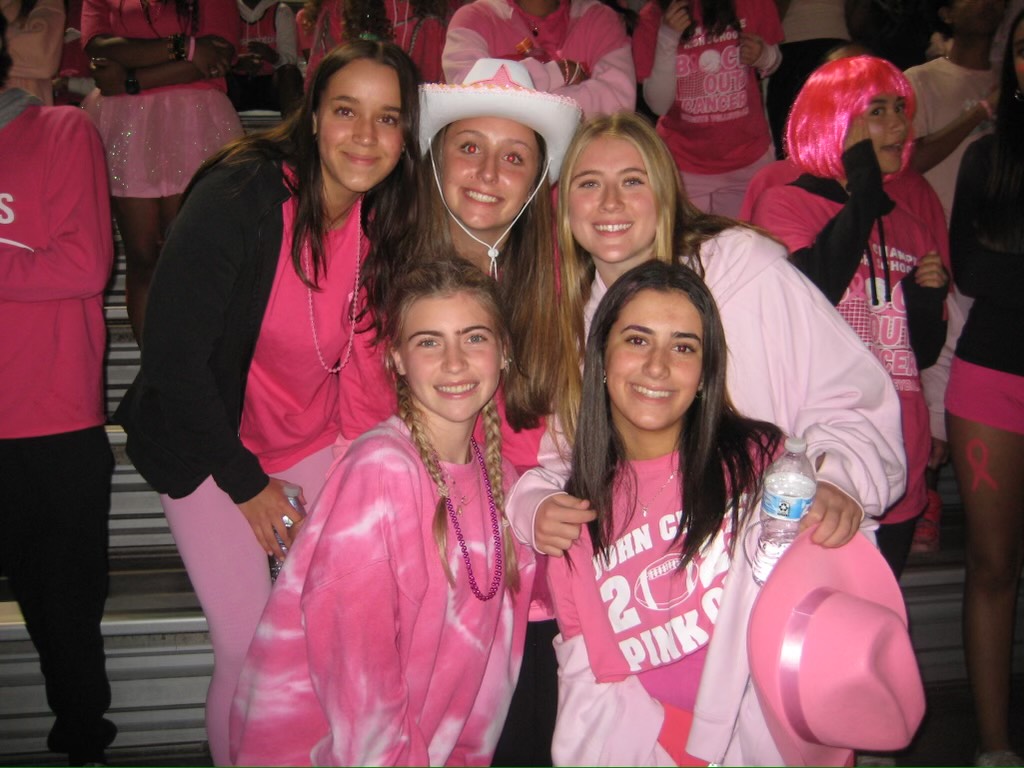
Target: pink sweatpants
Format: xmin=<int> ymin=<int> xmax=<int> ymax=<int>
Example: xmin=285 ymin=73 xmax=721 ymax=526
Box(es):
xmin=161 ymin=445 xmax=336 ymax=765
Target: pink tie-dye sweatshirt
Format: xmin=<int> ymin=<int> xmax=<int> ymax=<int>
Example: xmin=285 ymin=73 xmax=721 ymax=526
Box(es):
xmin=230 ymin=416 xmax=535 ymax=765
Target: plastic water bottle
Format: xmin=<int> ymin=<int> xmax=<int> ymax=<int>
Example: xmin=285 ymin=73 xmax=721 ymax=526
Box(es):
xmin=269 ymin=484 xmax=304 ymax=582
xmin=752 ymin=437 xmax=817 ymax=585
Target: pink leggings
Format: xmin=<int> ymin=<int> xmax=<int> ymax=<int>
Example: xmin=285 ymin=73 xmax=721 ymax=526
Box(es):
xmin=161 ymin=445 xmax=335 ymax=765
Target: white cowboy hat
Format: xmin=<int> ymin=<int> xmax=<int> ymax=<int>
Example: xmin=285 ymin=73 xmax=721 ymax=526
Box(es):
xmin=419 ymin=58 xmax=582 ymax=181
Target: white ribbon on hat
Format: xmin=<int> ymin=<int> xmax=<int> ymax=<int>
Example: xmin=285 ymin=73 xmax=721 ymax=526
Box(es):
xmin=429 ymin=143 xmax=551 ymax=279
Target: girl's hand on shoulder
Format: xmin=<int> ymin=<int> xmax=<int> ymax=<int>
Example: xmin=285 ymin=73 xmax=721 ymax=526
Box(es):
xmin=535 ymin=493 xmax=597 ymax=557
xmin=237 ymin=478 xmax=307 ymax=560
xmin=662 ymin=0 xmax=692 ymax=35
xmin=738 ymin=32 xmax=764 ymax=66
xmin=798 ymin=481 xmax=863 ymax=548
xmin=915 ymin=250 xmax=949 ymax=289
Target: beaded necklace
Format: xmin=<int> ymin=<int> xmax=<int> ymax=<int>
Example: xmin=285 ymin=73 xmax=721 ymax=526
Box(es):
xmin=439 ymin=439 xmax=503 ymax=601
xmin=301 ymin=199 xmax=362 ymax=374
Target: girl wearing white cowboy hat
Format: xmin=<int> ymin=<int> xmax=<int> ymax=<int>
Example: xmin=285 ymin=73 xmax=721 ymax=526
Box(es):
xmin=338 ymin=57 xmax=582 ymax=464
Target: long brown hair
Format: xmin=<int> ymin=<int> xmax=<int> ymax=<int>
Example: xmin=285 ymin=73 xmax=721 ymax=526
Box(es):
xmin=186 ymin=40 xmax=421 ymax=323
xmin=417 ymin=127 xmax=560 ymax=431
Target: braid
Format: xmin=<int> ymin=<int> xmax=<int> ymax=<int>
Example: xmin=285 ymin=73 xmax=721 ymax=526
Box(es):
xmin=482 ymin=398 xmax=518 ymax=593
xmin=396 ymin=378 xmax=456 ymax=585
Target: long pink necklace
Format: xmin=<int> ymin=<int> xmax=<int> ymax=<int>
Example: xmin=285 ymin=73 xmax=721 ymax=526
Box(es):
xmin=302 ymin=199 xmax=362 ymax=374
xmin=440 ymin=439 xmax=504 ymax=601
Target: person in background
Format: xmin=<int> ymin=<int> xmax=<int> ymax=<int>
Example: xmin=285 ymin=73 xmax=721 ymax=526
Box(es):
xmin=905 ymin=0 xmax=1004 ymax=220
xmin=750 ymin=55 xmax=950 ymax=578
xmin=0 ymin=12 xmax=115 ymax=763
xmin=1 ymin=0 xmax=64 ymax=103
xmin=947 ymin=10 xmax=1024 ymax=765
xmin=81 ymin=0 xmax=243 ymax=344
xmin=113 ymin=41 xmax=421 ymax=765
xmin=631 ymin=0 xmax=782 ymax=216
xmin=306 ymin=0 xmax=450 ymax=82
xmin=231 ymin=258 xmax=534 ymax=766
xmin=764 ymin=0 xmax=850 ymax=159
xmin=229 ymin=0 xmax=303 ymax=115
xmin=443 ymin=0 xmax=635 ymax=116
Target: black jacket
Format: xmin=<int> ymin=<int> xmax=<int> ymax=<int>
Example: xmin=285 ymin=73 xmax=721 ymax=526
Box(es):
xmin=114 ymin=157 xmax=291 ymax=503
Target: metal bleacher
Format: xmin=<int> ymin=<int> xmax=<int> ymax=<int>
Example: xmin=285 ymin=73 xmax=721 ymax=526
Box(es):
xmin=1 ymin=111 xmax=1021 ymax=761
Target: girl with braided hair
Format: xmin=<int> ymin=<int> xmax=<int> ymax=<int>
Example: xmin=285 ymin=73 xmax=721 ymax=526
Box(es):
xmin=231 ymin=257 xmax=534 ymax=766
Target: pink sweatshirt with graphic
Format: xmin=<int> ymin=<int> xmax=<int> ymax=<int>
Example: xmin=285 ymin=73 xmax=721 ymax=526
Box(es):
xmin=230 ymin=416 xmax=535 ymax=766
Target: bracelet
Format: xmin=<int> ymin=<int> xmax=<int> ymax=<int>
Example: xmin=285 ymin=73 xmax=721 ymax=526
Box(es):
xmin=187 ymin=36 xmax=196 ymax=62
xmin=168 ymin=33 xmax=187 ymax=61
xmin=125 ymin=69 xmax=141 ymax=95
xmin=977 ymin=98 xmax=994 ymax=120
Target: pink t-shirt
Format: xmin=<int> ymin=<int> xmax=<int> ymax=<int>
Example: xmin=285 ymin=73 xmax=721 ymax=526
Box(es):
xmin=230 ymin=417 xmax=535 ymax=766
xmin=239 ymin=197 xmax=363 ymax=472
xmin=636 ymin=0 xmax=782 ymax=174
xmin=81 ymin=0 xmax=240 ymax=93
xmin=547 ymin=452 xmax=732 ymax=712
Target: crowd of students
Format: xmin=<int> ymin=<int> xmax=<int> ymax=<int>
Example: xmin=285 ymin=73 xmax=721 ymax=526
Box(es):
xmin=2 ymin=0 xmax=1023 ymax=765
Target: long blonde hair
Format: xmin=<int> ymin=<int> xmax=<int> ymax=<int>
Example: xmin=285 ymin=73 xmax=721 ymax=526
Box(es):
xmin=384 ymin=258 xmax=519 ymax=591
xmin=553 ymin=112 xmax=735 ymax=447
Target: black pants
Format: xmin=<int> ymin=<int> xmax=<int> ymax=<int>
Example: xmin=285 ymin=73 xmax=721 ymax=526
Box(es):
xmin=0 ymin=426 xmax=114 ymax=758
xmin=876 ymin=514 xmax=919 ymax=580
xmin=492 ymin=618 xmax=560 ymax=766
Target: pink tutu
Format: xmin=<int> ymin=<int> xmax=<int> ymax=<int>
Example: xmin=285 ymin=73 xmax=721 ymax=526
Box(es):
xmin=84 ymin=87 xmax=243 ymax=198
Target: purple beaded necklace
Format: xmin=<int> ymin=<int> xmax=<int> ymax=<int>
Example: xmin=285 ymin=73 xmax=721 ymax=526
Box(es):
xmin=440 ymin=438 xmax=503 ymax=601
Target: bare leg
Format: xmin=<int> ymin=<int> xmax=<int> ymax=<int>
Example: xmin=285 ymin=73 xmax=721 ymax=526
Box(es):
xmin=949 ymin=413 xmax=1024 ymax=754
xmin=112 ymin=194 xmax=182 ymax=344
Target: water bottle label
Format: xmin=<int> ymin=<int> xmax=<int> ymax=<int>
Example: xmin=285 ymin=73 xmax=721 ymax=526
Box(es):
xmin=762 ymin=491 xmax=813 ymax=521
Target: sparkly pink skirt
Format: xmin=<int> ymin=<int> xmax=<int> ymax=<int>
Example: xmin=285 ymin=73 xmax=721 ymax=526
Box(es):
xmin=83 ymin=87 xmax=243 ymax=198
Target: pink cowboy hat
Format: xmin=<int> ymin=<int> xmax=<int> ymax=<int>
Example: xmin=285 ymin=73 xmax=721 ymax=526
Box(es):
xmin=748 ymin=530 xmax=926 ymax=766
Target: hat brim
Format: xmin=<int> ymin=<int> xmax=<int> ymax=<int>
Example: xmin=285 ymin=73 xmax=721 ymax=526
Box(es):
xmin=418 ymin=84 xmax=582 ymax=182
xmin=748 ymin=530 xmax=909 ymax=766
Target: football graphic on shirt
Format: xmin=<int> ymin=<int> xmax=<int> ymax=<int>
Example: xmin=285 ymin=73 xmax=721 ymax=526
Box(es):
xmin=634 ymin=554 xmax=698 ymax=611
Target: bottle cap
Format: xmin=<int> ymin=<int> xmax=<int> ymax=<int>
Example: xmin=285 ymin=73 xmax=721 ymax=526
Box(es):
xmin=784 ymin=436 xmax=808 ymax=454
xmin=282 ymin=483 xmax=302 ymax=499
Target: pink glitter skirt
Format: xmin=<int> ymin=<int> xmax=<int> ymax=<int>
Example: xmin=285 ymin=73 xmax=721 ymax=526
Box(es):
xmin=83 ymin=87 xmax=243 ymax=198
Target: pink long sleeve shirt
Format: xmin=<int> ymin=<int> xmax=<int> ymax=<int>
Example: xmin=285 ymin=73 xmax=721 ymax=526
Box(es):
xmin=230 ymin=416 xmax=535 ymax=766
xmin=0 ymin=95 xmax=112 ymax=439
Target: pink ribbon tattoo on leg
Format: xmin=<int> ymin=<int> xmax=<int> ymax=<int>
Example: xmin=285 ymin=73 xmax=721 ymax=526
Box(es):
xmin=966 ymin=438 xmax=999 ymax=492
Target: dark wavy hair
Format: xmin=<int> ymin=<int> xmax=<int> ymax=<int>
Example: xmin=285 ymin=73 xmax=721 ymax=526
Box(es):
xmin=976 ymin=9 xmax=1024 ymax=252
xmin=187 ymin=40 xmax=420 ymax=324
xmin=566 ymin=261 xmax=781 ymax=569
xmin=658 ymin=0 xmax=739 ymax=40
xmin=0 ymin=13 xmax=10 ymax=87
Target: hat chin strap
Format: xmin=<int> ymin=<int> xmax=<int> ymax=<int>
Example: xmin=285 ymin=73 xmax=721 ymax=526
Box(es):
xmin=429 ymin=144 xmax=550 ymax=279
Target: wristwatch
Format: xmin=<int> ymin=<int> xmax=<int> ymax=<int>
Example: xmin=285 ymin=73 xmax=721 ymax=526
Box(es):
xmin=125 ymin=69 xmax=141 ymax=95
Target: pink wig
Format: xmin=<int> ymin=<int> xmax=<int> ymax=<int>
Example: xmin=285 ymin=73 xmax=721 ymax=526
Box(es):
xmin=785 ymin=55 xmax=916 ymax=181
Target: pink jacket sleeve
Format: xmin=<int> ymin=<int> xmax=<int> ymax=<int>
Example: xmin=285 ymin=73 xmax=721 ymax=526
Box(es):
xmin=0 ymin=109 xmax=112 ymax=302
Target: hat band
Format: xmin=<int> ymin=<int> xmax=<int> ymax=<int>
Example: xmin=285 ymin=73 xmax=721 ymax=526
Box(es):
xmin=428 ymin=143 xmax=550 ymax=279
xmin=780 ymin=586 xmax=835 ymax=743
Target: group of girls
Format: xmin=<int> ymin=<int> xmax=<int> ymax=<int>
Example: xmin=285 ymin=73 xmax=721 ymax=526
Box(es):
xmin=118 ymin=34 xmax=943 ymax=766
